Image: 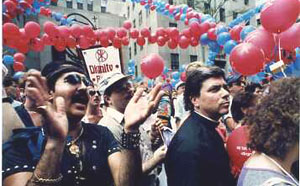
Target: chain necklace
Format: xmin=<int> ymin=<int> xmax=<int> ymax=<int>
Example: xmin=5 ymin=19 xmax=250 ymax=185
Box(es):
xmin=67 ymin=127 xmax=84 ymax=157
xmin=262 ymin=153 xmax=299 ymax=185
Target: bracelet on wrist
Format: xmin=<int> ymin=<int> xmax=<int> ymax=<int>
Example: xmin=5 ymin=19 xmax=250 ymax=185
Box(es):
xmin=32 ymin=172 xmax=63 ymax=185
xmin=121 ymin=130 xmax=140 ymax=150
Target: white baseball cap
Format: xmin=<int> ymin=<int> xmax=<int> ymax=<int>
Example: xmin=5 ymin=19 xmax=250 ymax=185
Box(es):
xmin=98 ymin=72 xmax=131 ymax=95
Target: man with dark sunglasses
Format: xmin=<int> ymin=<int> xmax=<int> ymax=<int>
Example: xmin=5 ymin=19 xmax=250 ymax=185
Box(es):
xmin=82 ymin=87 xmax=103 ymax=124
xmin=2 ymin=60 xmax=163 ymax=186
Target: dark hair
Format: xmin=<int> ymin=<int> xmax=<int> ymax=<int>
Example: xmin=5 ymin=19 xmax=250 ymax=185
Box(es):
xmin=184 ymin=66 xmax=225 ymax=111
xmin=245 ymin=83 xmax=263 ymax=93
xmin=246 ymin=78 xmax=300 ymax=160
xmin=231 ymin=91 xmax=257 ymax=123
xmin=3 ymin=76 xmax=16 ymax=87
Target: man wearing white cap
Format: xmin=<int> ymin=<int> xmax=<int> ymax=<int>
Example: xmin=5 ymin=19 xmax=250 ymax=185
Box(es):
xmin=173 ymin=81 xmax=188 ymax=129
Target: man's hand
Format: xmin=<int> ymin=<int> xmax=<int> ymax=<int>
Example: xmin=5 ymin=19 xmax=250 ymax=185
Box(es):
xmin=153 ymin=145 xmax=167 ymax=163
xmin=124 ymin=84 xmax=163 ymax=133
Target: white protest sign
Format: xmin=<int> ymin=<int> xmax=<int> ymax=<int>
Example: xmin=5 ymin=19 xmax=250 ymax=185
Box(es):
xmin=81 ymin=46 xmax=122 ymax=84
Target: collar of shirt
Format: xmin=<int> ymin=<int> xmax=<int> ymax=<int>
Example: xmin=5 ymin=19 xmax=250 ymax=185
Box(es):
xmin=106 ymin=107 xmax=124 ymax=125
xmin=194 ymin=110 xmax=219 ymax=124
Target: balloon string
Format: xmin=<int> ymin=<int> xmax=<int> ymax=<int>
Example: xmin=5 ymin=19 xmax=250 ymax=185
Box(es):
xmin=278 ymin=38 xmax=287 ymax=78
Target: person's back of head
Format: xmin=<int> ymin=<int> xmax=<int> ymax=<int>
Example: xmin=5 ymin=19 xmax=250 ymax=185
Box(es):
xmin=246 ymin=77 xmax=300 ymax=160
xmin=184 ymin=66 xmax=225 ymax=111
xmin=185 ymin=61 xmax=205 ymax=77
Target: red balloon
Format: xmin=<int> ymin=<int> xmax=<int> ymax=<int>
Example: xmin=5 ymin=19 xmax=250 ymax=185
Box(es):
xmin=207 ymin=28 xmax=217 ymax=40
xmin=24 ymin=21 xmax=40 ymax=39
xmin=137 ymin=36 xmax=146 ymax=46
xmin=178 ymin=35 xmax=190 ymax=49
xmin=169 ymin=27 xmax=179 ymax=39
xmin=174 ymin=13 xmax=181 ymax=21
xmin=156 ymin=27 xmax=166 ymax=37
xmin=230 ymin=43 xmax=265 ymax=76
xmin=112 ymin=37 xmax=122 ymax=48
xmin=141 ymin=53 xmax=165 ymax=79
xmin=100 ymin=38 xmax=110 ymax=48
xmin=122 ymin=37 xmax=129 ymax=46
xmin=97 ymin=30 xmax=108 ymax=41
xmin=182 ymin=28 xmax=192 ymax=38
xmin=19 ymin=28 xmax=30 ymax=44
xmin=190 ymin=37 xmax=199 ymax=47
xmin=123 ymin=20 xmax=132 ymax=30
xmin=227 ymin=126 xmax=253 ymax=176
xmin=168 ymin=40 xmax=178 ymax=49
xmin=54 ymin=44 xmax=66 ymax=52
xmin=261 ymin=0 xmax=300 ymax=33
xmin=245 ymin=28 xmax=276 ymax=62
xmin=70 ymin=24 xmax=83 ymax=38
xmin=107 ymin=28 xmax=116 ymax=40
xmin=14 ymin=53 xmax=25 ymax=63
xmin=31 ymin=38 xmax=44 ymax=52
xmin=44 ymin=21 xmax=58 ymax=37
xmin=19 ymin=1 xmax=32 ymax=9
xmin=150 ymin=5 xmax=156 ymax=11
xmin=130 ymin=29 xmax=139 ymax=39
xmin=67 ymin=36 xmax=77 ymax=48
xmin=180 ymin=72 xmax=186 ymax=82
xmin=148 ymin=33 xmax=157 ymax=44
xmin=13 ymin=62 xmax=25 ymax=72
xmin=199 ymin=22 xmax=211 ymax=34
xmin=157 ymin=36 xmax=166 ymax=46
xmin=189 ymin=22 xmax=201 ymax=37
xmin=278 ymin=23 xmax=300 ymax=51
xmin=3 ymin=22 xmax=20 ymax=39
xmin=4 ymin=0 xmax=17 ymax=13
xmin=79 ymin=35 xmax=90 ymax=49
xmin=230 ymin=25 xmax=244 ymax=41
xmin=141 ymin=28 xmax=151 ymax=38
xmin=117 ymin=28 xmax=127 ymax=38
xmin=58 ymin=26 xmax=70 ymax=38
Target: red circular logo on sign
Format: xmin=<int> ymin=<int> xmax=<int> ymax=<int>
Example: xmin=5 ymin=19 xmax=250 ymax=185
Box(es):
xmin=95 ymin=49 xmax=108 ymax=63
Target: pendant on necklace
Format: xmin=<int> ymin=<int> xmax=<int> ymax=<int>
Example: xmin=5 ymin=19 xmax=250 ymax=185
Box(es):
xmin=69 ymin=144 xmax=80 ymax=155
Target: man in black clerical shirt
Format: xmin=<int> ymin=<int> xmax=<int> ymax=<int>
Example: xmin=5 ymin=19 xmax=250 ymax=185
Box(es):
xmin=165 ymin=66 xmax=235 ymax=186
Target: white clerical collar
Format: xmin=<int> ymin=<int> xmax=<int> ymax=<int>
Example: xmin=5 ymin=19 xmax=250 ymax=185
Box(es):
xmin=106 ymin=107 xmax=124 ymax=124
xmin=194 ymin=110 xmax=219 ymax=123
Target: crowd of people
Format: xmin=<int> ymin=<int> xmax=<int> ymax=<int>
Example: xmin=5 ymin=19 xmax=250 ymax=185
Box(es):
xmin=2 ymin=59 xmax=299 ymax=186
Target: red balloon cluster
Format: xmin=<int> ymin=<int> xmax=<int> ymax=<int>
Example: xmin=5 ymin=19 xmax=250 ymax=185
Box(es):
xmin=141 ymin=53 xmax=165 ymax=79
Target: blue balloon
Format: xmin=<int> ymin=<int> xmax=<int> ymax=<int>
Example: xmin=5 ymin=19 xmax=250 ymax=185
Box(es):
xmin=205 ymin=60 xmax=215 ymax=66
xmin=13 ymin=72 xmax=25 ymax=81
xmin=224 ymin=40 xmax=237 ymax=54
xmin=208 ymin=41 xmax=221 ymax=53
xmin=216 ymin=26 xmax=228 ymax=35
xmin=172 ymin=71 xmax=180 ymax=80
xmin=3 ymin=55 xmax=14 ymax=65
xmin=144 ymin=4 xmax=150 ymax=9
xmin=179 ymin=64 xmax=186 ymax=73
xmin=240 ymin=26 xmax=255 ymax=41
xmin=3 ymin=4 xmax=6 ymax=13
xmin=201 ymin=14 xmax=212 ymax=23
xmin=148 ymin=79 xmax=154 ymax=87
xmin=188 ymin=18 xmax=199 ymax=24
xmin=163 ymin=67 xmax=169 ymax=74
xmin=171 ymin=79 xmax=179 ymax=88
xmin=294 ymin=58 xmax=300 ymax=70
xmin=180 ymin=14 xmax=186 ymax=21
xmin=200 ymin=33 xmax=210 ymax=45
xmin=55 ymin=12 xmax=63 ymax=22
xmin=216 ymin=32 xmax=231 ymax=46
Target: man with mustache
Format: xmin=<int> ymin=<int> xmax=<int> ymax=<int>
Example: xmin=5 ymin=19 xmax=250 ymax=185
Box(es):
xmin=3 ymin=60 xmax=163 ymax=186
xmin=165 ymin=66 xmax=235 ymax=186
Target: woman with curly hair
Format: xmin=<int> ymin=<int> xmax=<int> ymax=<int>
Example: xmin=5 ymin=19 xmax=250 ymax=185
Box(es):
xmin=237 ymin=78 xmax=299 ymax=186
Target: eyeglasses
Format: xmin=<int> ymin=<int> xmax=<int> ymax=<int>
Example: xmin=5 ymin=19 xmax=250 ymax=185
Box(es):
xmin=64 ymin=74 xmax=92 ymax=87
xmin=88 ymin=90 xmax=101 ymax=96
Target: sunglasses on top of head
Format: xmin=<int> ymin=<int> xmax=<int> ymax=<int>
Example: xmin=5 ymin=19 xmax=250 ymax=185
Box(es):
xmin=64 ymin=74 xmax=92 ymax=87
xmin=88 ymin=90 xmax=101 ymax=96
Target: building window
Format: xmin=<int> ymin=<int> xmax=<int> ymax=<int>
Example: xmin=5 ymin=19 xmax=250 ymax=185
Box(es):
xmin=220 ymin=8 xmax=225 ymax=22
xmin=77 ymin=2 xmax=83 ymax=10
xmin=233 ymin=11 xmax=238 ymax=19
xmin=146 ymin=9 xmax=150 ymax=18
xmin=134 ymin=43 xmax=137 ymax=55
xmin=50 ymin=1 xmax=57 ymax=6
xmin=101 ymin=6 xmax=106 ymax=13
xmin=138 ymin=11 xmax=142 ymax=26
xmin=187 ymin=0 xmax=194 ymax=8
xmin=169 ymin=22 xmax=177 ymax=27
xmin=66 ymin=0 xmax=72 ymax=8
xmin=129 ymin=47 xmax=132 ymax=59
xmin=204 ymin=2 xmax=210 ymax=14
xmin=190 ymin=55 xmax=198 ymax=62
xmin=132 ymin=2 xmax=135 ymax=10
xmin=140 ymin=45 xmax=143 ymax=51
xmin=171 ymin=53 xmax=179 ymax=70
xmin=87 ymin=1 xmax=93 ymax=11
xmin=133 ymin=19 xmax=136 ymax=28
xmin=169 ymin=0 xmax=173 ymax=5
xmin=127 ymin=6 xmax=130 ymax=18
xmin=244 ymin=0 xmax=249 ymax=5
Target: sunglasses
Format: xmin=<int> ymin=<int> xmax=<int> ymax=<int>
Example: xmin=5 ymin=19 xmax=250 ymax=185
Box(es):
xmin=64 ymin=74 xmax=92 ymax=87
xmin=88 ymin=90 xmax=101 ymax=96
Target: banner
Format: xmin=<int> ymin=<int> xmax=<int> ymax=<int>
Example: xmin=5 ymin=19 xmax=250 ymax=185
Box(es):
xmin=81 ymin=46 xmax=122 ymax=84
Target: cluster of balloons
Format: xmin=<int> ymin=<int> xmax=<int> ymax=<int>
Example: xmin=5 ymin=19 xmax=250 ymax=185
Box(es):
xmin=229 ymin=0 xmax=299 ymax=76
xmin=3 ymin=53 xmax=26 ymax=71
